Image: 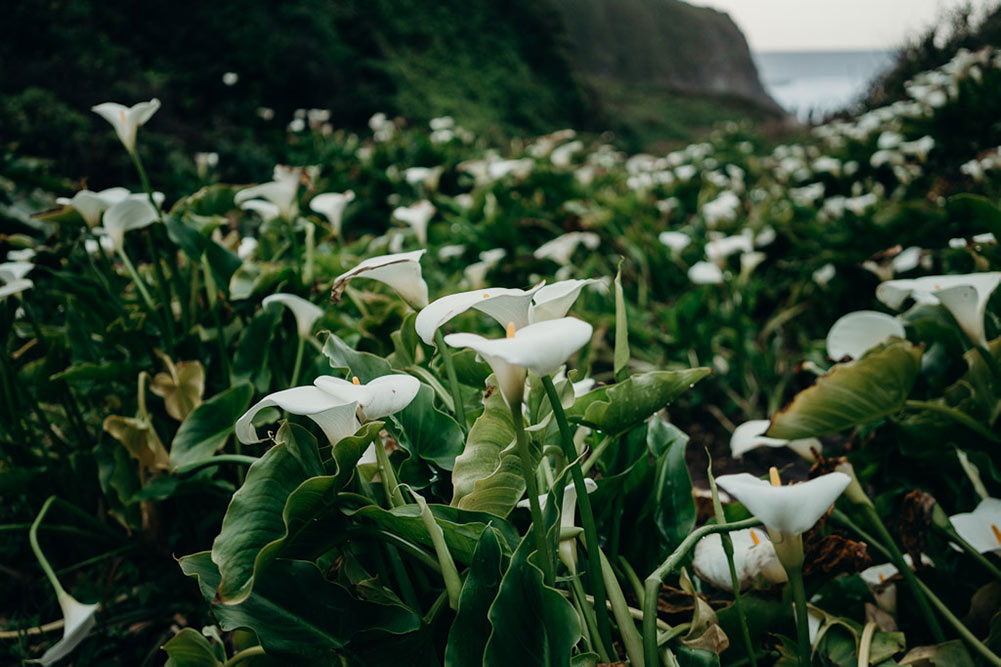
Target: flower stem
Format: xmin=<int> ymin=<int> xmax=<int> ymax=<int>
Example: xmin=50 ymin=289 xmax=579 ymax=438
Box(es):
xmin=541 ymin=375 xmax=614 ymax=656
xmin=373 ymin=437 xmax=405 ymax=508
xmin=29 ymin=496 xmax=67 ymax=599
xmin=570 ymin=575 xmax=612 ymax=663
xmin=173 ymin=454 xmax=259 ymax=476
xmin=598 ymin=547 xmax=646 ymax=667
xmin=117 ymin=246 xmax=159 ymax=321
xmin=434 ymin=329 xmax=466 ymax=431
xmin=290 ymin=335 xmax=306 ymax=386
xmin=509 ymin=401 xmax=555 ymax=587
xmin=904 ymin=399 xmax=1000 ymax=443
xmin=128 ymin=149 xmax=162 ymax=217
xmin=787 ymin=564 xmax=811 ymax=666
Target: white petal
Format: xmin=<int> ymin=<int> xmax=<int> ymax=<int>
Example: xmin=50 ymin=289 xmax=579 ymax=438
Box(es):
xmin=0 ymin=261 xmax=34 ymax=282
xmin=659 ymin=231 xmax=691 ymax=253
xmin=332 ymin=250 xmax=428 ymax=310
xmin=529 ymin=279 xmax=599 ymax=323
xmin=263 ymin=293 xmax=324 ymax=338
xmin=239 ymin=199 xmax=281 ymax=220
xmin=825 ymin=310 xmax=905 ymax=361
xmin=392 ymin=200 xmax=435 ymax=245
xmin=534 ymin=232 xmax=600 ymax=266
xmin=29 ymin=594 xmax=99 ymax=665
xmin=415 ymin=284 xmax=542 ymax=345
xmin=950 ymin=497 xmax=1001 ymax=555
xmin=309 ymin=191 xmax=355 ymax=236
xmin=314 ymin=374 xmax=420 ymax=421
xmin=693 ymin=528 xmax=785 ymax=592
xmin=92 ymin=99 xmax=159 ymax=152
xmin=102 ymin=195 xmax=159 ymax=250
xmin=716 ymin=472 xmax=851 ymax=536
xmin=235 ymin=387 xmax=358 ymax=445
xmin=689 ymin=261 xmax=724 ymax=285
xmin=891 ymin=246 xmax=923 ymax=274
xmin=235 ymin=172 xmax=299 ymax=219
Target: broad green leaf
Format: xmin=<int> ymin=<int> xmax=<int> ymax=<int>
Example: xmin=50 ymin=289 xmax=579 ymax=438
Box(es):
xmin=649 ymin=418 xmax=695 ymax=550
xmin=947 ymin=193 xmax=1001 ymax=240
xmin=870 ymin=631 xmax=906 ymax=664
xmin=179 ymin=553 xmax=420 ymax=657
xmin=451 ymin=376 xmax=526 ymax=516
xmin=164 ymin=215 xmax=206 ymax=260
xmin=50 ymin=360 xmax=139 ymax=384
xmin=232 ymin=306 xmax=281 ymax=392
xmin=614 ymin=261 xmax=629 ymax=381
xmin=169 ymin=184 xmax=238 ymax=218
xmin=204 ymin=241 xmax=242 ymax=298
xmin=169 ymin=383 xmax=253 ymax=469
xmin=444 ymin=526 xmax=505 ymax=667
xmin=162 ymin=628 xmax=222 ymax=667
xmin=483 ymin=527 xmax=580 ymax=665
xmin=388 ymin=384 xmax=464 ymax=470
xmin=569 ymin=368 xmax=712 ymax=436
xmin=768 ymin=341 xmax=923 ymax=439
xmin=323 ymin=332 xmax=394 ymax=381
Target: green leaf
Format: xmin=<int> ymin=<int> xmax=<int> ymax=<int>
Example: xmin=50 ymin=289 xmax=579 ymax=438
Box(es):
xmin=899 ymin=640 xmax=975 ymax=666
xmin=614 ymin=261 xmax=630 ymax=381
xmin=649 ymin=418 xmax=695 ymax=550
xmin=768 ymin=341 xmax=923 ymax=439
xmin=164 ymin=216 xmax=207 ymax=260
xmin=388 ymin=384 xmax=464 ymax=470
xmin=179 ymin=553 xmax=419 ymax=658
xmin=170 ymin=384 xmax=253 ymax=469
xmin=204 ymin=241 xmax=242 ymax=298
xmin=232 ymin=306 xmax=281 ymax=392
xmin=444 ymin=526 xmax=506 ymax=666
xmin=870 ymin=631 xmax=906 ymax=664
xmin=451 ymin=376 xmax=533 ymax=517
xmin=322 ymin=333 xmax=394 ymax=381
xmin=50 ymin=360 xmax=139 ymax=384
xmin=569 ymin=368 xmax=712 ymax=436
xmin=947 ymin=193 xmax=1001 ymax=240
xmin=483 ymin=527 xmax=581 ymax=665
xmin=162 ymin=628 xmax=223 ymax=667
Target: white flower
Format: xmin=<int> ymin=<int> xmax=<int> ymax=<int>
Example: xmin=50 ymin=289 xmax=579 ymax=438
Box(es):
xmin=730 ymin=420 xmax=820 ymax=461
xmin=0 ymin=261 xmax=34 ymax=282
xmin=56 ymin=187 xmax=130 ymax=227
xmin=659 ymin=231 xmax=691 ymax=254
xmin=314 ymin=374 xmax=420 ymax=422
xmin=533 ymin=232 xmax=601 ymax=266
xmin=403 ymin=166 xmax=442 ymax=191
xmin=235 ymin=387 xmax=360 ymax=445
xmin=826 ymin=310 xmax=905 ymax=361
xmin=705 ymin=232 xmax=753 ymax=263
xmin=689 ymin=261 xmax=724 ymax=285
xmin=949 ymin=497 xmax=1001 ymax=555
xmin=262 ymin=293 xmax=324 ymax=338
xmin=101 ymin=194 xmax=161 ymax=251
xmin=812 ymin=263 xmax=836 ymax=288
xmin=222 ymin=72 xmax=239 ymax=86
xmin=437 ymin=245 xmax=467 ymax=262
xmin=517 ymin=478 xmax=597 ymax=571
xmin=860 ymin=553 xmax=931 ymax=613
xmin=463 ymin=249 xmax=507 ymax=289
xmin=693 ymin=528 xmax=787 ymax=592
xmin=237 ymin=237 xmax=258 ymax=261
xmin=392 ymin=200 xmax=436 ymax=246
xmin=28 ymin=593 xmax=99 ymax=666
xmin=331 ymin=250 xmax=429 ymax=310
xmin=309 ymin=191 xmax=355 ymax=236
xmin=702 ymin=191 xmax=741 ymax=227
xmin=235 ymin=168 xmax=300 ymax=219
xmin=239 ymin=199 xmax=281 ymax=220
xmin=0 ymin=279 xmax=33 ymax=300
xmin=875 ymin=272 xmax=1001 ymax=346
xmin=529 ymin=279 xmax=601 ymax=324
xmin=6 ymin=248 xmax=36 ymax=262
xmin=92 ymin=99 xmax=161 ymax=152
xmin=551 ymin=140 xmax=584 ymax=168
xmin=716 ymin=471 xmax=851 ymax=537
xmin=891 ymin=246 xmax=923 ymax=274
xmin=445 ymin=318 xmax=593 ymax=406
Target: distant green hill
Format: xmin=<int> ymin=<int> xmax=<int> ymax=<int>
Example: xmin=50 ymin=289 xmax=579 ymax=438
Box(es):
xmin=0 ymin=0 xmax=781 ymax=189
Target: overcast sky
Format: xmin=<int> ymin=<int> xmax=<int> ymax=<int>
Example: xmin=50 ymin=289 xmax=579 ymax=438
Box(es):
xmin=693 ymin=0 xmax=998 ymax=51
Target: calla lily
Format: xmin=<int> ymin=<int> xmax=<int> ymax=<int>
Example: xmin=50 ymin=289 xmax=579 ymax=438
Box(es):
xmin=239 ymin=199 xmax=281 ymax=221
xmin=56 ymin=187 xmax=130 ymax=227
xmin=392 ymin=200 xmax=435 ymax=245
xmin=463 ymin=248 xmax=506 ymax=288
xmin=314 ymin=374 xmax=420 ymax=422
xmin=444 ymin=317 xmax=593 ymax=405
xmin=235 ymin=387 xmax=360 ymax=445
xmin=875 ymin=272 xmax=1001 ymax=346
xmin=689 ymin=261 xmax=724 ymax=285
xmin=826 ymin=310 xmax=906 ymax=361
xmin=949 ymin=497 xmax=1001 ymax=555
xmin=0 ymin=261 xmax=34 ymax=282
xmin=331 ymin=250 xmax=429 ymax=310
xmin=705 ymin=231 xmax=753 ymax=263
xmin=659 ymin=231 xmax=691 ymax=254
xmin=28 ymin=592 xmax=100 ymax=666
xmin=730 ymin=420 xmax=820 ymax=461
xmin=309 ymin=191 xmax=355 ymax=236
xmin=860 ymin=554 xmax=931 ymax=614
xmin=262 ymin=293 xmax=324 ymax=338
xmin=716 ymin=470 xmax=850 ymax=538
xmin=100 ymin=194 xmax=160 ymax=251
xmin=237 ymin=237 xmax=258 ymax=260
xmin=693 ymin=528 xmax=788 ymax=592
xmin=7 ymin=248 xmax=36 ymax=262
xmin=91 ymin=99 xmax=161 ymax=152
xmin=235 ymin=168 xmax=300 ymax=219
xmin=533 ymin=232 xmax=601 ymax=266
xmin=517 ymin=477 xmax=598 ymax=571
xmin=0 ymin=279 xmax=33 ymax=300
xmin=528 ymin=279 xmax=601 ymax=323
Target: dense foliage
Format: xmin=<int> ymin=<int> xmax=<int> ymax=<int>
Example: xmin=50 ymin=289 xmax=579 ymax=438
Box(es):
xmin=4 ymin=47 xmax=1001 ymax=666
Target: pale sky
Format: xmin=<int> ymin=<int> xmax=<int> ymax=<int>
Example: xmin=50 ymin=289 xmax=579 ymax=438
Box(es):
xmin=693 ymin=0 xmax=998 ymax=51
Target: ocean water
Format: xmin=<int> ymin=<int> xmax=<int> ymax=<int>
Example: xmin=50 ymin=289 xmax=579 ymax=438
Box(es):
xmin=754 ymin=50 xmax=896 ymax=122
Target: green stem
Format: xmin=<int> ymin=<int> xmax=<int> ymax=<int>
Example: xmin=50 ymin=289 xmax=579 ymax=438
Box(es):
xmin=787 ymin=565 xmax=811 ymax=666
xmin=541 ymin=375 xmax=614 ymax=655
xmin=599 ymin=547 xmax=646 ymax=667
xmin=55 ymin=544 xmax=138 ymax=576
xmin=904 ymin=400 xmax=1000 ymax=443
xmin=29 ymin=497 xmax=67 ymax=599
xmin=290 ymin=335 xmax=306 ymax=386
xmin=373 ymin=437 xmax=405 ymax=507
xmin=357 ymin=529 xmax=442 ymax=573
xmin=571 ymin=575 xmax=612 ymax=663
xmin=434 ymin=329 xmax=467 ymax=431
xmin=510 ymin=401 xmax=556 ymax=587
xmin=0 ymin=341 xmax=24 ymax=440
xmin=173 ymin=454 xmax=258 ymax=476
xmin=861 ymin=504 xmax=945 ymax=642
xmin=581 ymin=435 xmax=614 ymax=475
xmin=642 ymin=518 xmax=762 ymax=666
xmin=117 ymin=246 xmax=159 ymax=320
xmin=221 ymin=645 xmax=266 ymax=667
xmin=144 ymin=231 xmax=175 ymax=352
xmin=128 ymin=149 xmax=162 ymax=217
xmin=972 ymin=343 xmax=1001 ymax=391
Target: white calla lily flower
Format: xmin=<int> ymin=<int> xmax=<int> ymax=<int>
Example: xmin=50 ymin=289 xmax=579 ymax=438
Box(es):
xmin=415 ymin=284 xmax=543 ymax=345
xmin=56 ymin=187 xmax=130 ymax=227
xmin=101 ymin=194 xmax=160 ymax=251
xmin=331 ymin=250 xmax=429 ymax=310
xmin=949 ymin=497 xmax=1001 ymax=555
xmin=309 ymin=191 xmax=355 ymax=236
xmin=0 ymin=261 xmax=34 ymax=282
xmin=533 ymin=232 xmax=601 ymax=266
xmin=689 ymin=261 xmax=724 ymax=285
xmin=392 ymin=200 xmax=436 ymax=245
xmin=517 ymin=477 xmax=598 ymax=571
xmin=0 ymin=279 xmax=33 ymax=300
xmin=262 ymin=293 xmax=324 ymax=338
xmin=28 ymin=593 xmax=100 ymax=666
xmin=235 ymin=168 xmax=300 ymax=219
xmin=239 ymin=199 xmax=282 ymax=221
xmin=235 ymin=387 xmax=360 ymax=445
xmin=705 ymin=231 xmax=753 ymax=263
xmin=659 ymin=231 xmax=691 ymax=254
xmin=716 ymin=471 xmax=850 ymax=538
xmin=7 ymin=248 xmax=36 ymax=262
xmin=825 ymin=310 xmax=906 ymax=361
xmin=529 ymin=279 xmax=601 ymax=323
xmin=860 ymin=554 xmax=931 ymax=613
xmin=91 ymin=99 xmax=161 ymax=152
xmin=875 ymin=272 xmax=1001 ymax=346
xmin=730 ymin=420 xmax=820 ymax=461
xmin=444 ymin=317 xmax=593 ymax=406
xmin=693 ymin=528 xmax=787 ymax=592
xmin=314 ymin=374 xmax=420 ymax=422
